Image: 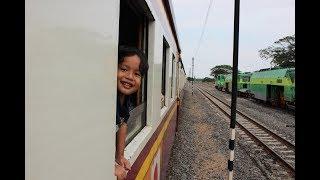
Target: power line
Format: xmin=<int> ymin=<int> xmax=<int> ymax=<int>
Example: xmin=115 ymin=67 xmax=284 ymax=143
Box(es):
xmin=193 ymin=0 xmax=214 ymax=58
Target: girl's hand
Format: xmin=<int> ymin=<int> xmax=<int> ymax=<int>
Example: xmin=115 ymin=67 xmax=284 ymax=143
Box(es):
xmin=114 ymin=164 xmax=127 ymax=180
xmin=122 ymin=157 xmax=131 ymax=171
xmin=116 ymin=156 xmax=131 ymax=171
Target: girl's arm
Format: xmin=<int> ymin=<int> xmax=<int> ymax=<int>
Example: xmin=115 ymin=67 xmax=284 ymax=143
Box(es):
xmin=116 ymin=123 xmax=131 ymax=170
xmin=114 ymin=163 xmax=127 ymax=179
xmin=116 ymin=122 xmax=127 ymax=160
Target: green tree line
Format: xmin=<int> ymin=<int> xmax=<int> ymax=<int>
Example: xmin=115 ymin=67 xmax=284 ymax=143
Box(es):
xmin=209 ymin=34 xmax=295 ymax=77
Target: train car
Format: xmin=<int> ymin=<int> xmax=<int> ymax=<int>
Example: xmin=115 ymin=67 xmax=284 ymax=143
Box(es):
xmin=237 ymin=72 xmax=252 ymax=97
xmin=26 ymin=0 xmax=186 ymax=179
xmin=249 ymin=67 xmax=295 ymax=108
xmin=214 ymin=74 xmax=226 ymax=91
xmin=215 ymin=72 xmax=251 ymax=97
xmin=284 ymin=68 xmax=295 ymax=109
xmin=224 ymin=74 xmax=232 ymax=92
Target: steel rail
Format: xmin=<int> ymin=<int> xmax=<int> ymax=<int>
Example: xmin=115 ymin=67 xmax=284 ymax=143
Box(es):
xmin=196 ymin=86 xmax=295 ymax=174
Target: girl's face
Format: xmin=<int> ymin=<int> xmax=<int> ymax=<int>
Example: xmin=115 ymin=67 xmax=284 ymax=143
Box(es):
xmin=117 ymin=55 xmax=142 ymax=96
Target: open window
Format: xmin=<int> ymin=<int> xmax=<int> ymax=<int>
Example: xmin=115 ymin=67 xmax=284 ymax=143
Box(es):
xmin=161 ymin=38 xmax=169 ymax=108
xmin=170 ymin=54 xmax=175 ymax=98
xmin=176 ymin=60 xmax=180 ymax=97
xmin=118 ymin=0 xmax=153 ymax=144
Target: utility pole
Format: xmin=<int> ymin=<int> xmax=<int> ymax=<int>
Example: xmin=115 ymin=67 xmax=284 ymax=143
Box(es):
xmin=192 ymin=57 xmax=194 ymax=95
xmin=228 ymin=1 xmax=240 ymax=180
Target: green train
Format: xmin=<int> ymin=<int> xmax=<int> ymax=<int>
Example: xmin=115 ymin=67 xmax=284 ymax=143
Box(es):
xmin=215 ymin=74 xmax=226 ymax=91
xmin=215 ymin=72 xmax=252 ymax=96
xmin=214 ymin=67 xmax=295 ymax=109
xmin=249 ymin=67 xmax=295 ymax=109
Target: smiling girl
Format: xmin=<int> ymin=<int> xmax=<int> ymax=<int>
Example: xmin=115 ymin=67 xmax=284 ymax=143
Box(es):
xmin=114 ymin=46 xmax=148 ymax=179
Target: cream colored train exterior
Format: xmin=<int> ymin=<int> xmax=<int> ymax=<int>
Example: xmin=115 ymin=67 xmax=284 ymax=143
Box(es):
xmin=26 ymin=0 xmax=186 ymax=179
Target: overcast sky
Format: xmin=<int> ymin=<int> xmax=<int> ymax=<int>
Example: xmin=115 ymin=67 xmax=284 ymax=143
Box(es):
xmin=171 ymin=0 xmax=295 ymax=78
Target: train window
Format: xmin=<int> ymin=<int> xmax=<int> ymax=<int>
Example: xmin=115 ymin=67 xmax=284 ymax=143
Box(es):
xmin=176 ymin=61 xmax=180 ymax=97
xmin=171 ymin=54 xmax=175 ymax=98
xmin=161 ymin=38 xmax=169 ymax=108
xmin=118 ymin=0 xmax=151 ymax=144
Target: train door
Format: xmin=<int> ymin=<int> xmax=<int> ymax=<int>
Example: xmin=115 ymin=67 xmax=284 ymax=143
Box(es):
xmin=269 ymin=85 xmax=285 ymax=107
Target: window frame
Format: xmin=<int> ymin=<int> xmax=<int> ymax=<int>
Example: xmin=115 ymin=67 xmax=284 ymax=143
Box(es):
xmin=161 ymin=37 xmax=169 ymax=108
xmin=170 ymin=54 xmax=175 ymax=99
xmin=118 ymin=0 xmax=151 ymax=145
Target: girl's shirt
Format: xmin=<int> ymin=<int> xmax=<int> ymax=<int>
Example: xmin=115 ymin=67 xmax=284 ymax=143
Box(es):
xmin=116 ymin=95 xmax=133 ymax=131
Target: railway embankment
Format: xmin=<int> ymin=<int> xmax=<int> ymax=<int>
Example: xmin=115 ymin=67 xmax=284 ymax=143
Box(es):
xmin=167 ymin=82 xmax=272 ymax=179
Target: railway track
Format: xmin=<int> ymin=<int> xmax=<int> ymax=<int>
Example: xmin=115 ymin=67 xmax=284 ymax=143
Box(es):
xmin=195 ymin=85 xmax=295 ymax=176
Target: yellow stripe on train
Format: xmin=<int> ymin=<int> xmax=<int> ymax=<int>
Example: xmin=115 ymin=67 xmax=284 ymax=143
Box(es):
xmin=136 ymin=103 xmax=177 ymax=180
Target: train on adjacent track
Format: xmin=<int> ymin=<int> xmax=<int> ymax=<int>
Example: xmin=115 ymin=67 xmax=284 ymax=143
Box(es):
xmin=26 ymin=0 xmax=186 ymax=179
xmin=214 ymin=67 xmax=295 ymax=110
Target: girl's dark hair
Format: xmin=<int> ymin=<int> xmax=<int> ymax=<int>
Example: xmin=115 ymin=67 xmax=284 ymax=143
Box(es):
xmin=118 ymin=45 xmax=149 ymax=76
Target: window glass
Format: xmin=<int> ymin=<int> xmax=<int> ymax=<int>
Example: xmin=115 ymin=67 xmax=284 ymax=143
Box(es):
xmin=171 ymin=54 xmax=175 ymax=98
xmin=176 ymin=61 xmax=180 ymax=96
xmin=161 ymin=38 xmax=169 ymax=108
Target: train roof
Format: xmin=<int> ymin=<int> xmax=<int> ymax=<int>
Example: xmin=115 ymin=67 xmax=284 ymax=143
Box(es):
xmin=239 ymin=72 xmax=252 ymax=76
xmin=251 ymin=67 xmax=295 ymax=79
xmin=162 ymin=0 xmax=185 ymax=74
xmin=163 ymin=0 xmax=181 ymax=53
xmin=218 ymin=72 xmax=251 ymax=77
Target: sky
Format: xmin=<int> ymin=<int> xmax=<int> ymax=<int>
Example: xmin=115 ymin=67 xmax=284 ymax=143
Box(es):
xmin=171 ymin=0 xmax=295 ymax=78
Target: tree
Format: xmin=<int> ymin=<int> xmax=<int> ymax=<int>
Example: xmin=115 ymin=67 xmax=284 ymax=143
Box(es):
xmin=259 ymin=35 xmax=295 ymax=68
xmin=187 ymin=77 xmax=194 ymax=81
xmin=210 ymin=65 xmax=232 ymax=78
xmin=202 ymin=77 xmax=214 ymax=82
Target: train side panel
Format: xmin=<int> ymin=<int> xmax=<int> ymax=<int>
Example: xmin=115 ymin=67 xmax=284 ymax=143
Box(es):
xmin=284 ymin=69 xmax=295 ymax=104
xmin=126 ymin=102 xmax=178 ymax=180
xmin=123 ymin=0 xmax=185 ymax=179
xmin=249 ymin=68 xmax=295 ymax=106
xmin=249 ymin=84 xmax=267 ymax=101
xmin=284 ymin=86 xmax=295 ymax=102
xmin=26 ymin=0 xmax=120 ymax=179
